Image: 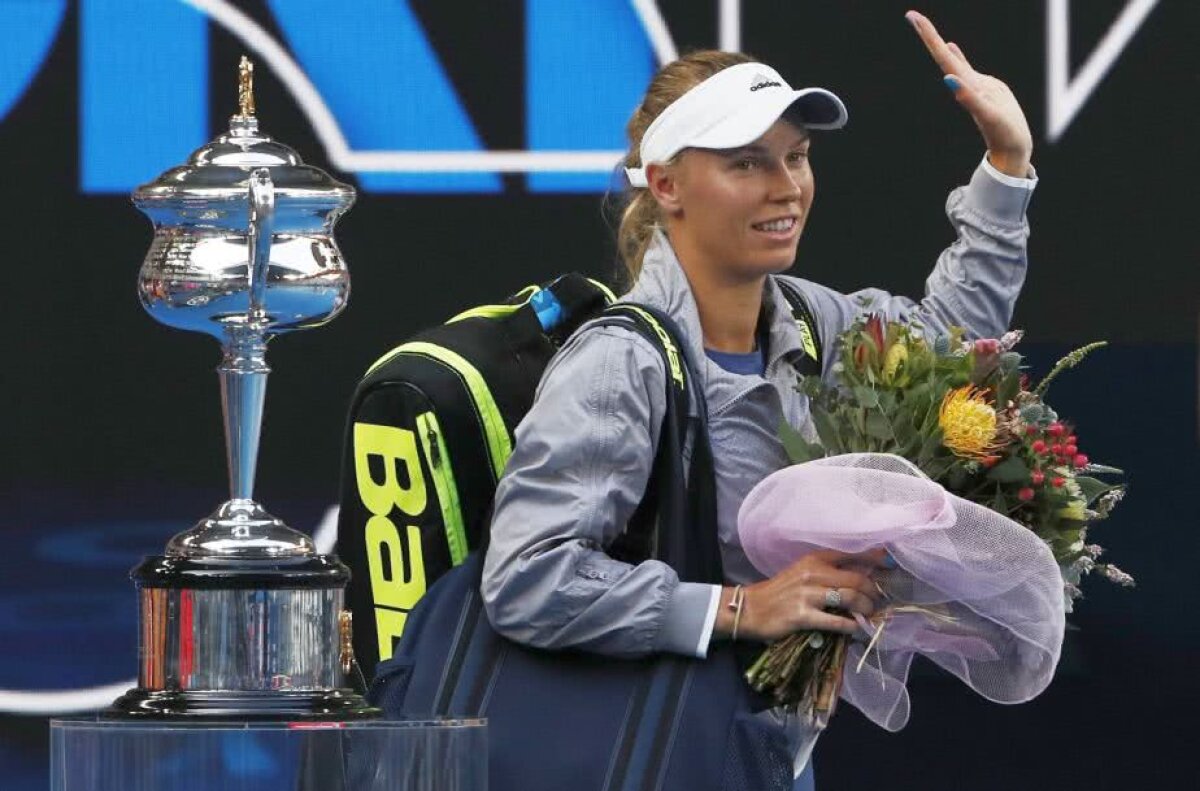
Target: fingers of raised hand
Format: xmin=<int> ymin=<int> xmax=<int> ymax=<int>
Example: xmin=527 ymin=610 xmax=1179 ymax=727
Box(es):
xmin=946 ymin=41 xmax=976 ymax=76
xmin=905 ymin=10 xmax=960 ymax=75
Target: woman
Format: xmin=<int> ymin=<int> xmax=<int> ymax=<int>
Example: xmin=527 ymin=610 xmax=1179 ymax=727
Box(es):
xmin=482 ymin=10 xmax=1036 ymax=788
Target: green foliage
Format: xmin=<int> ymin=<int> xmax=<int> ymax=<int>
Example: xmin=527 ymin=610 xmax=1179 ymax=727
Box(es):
xmin=779 ymin=417 xmax=825 ymax=464
xmin=1074 ymin=475 xmax=1123 ymax=506
xmin=1033 ymin=341 xmax=1109 ymax=398
xmin=987 ymin=456 xmax=1030 ymax=484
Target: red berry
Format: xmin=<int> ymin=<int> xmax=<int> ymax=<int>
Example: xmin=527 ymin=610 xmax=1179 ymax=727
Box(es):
xmin=1065 ymin=444 xmax=1078 ymax=457
xmin=1025 ymin=425 xmax=1038 ymax=436
xmin=1066 ymin=435 xmax=1077 ymax=445
xmin=1018 ymin=488 xmax=1035 ymax=502
xmin=1052 ymin=477 xmax=1066 ymax=488
xmin=1048 ymin=424 xmax=1065 ymax=437
xmin=1074 ymin=454 xmax=1089 ymax=468
xmin=1032 ymin=440 xmax=1047 ymax=454
xmin=1031 ymin=470 xmax=1045 ymax=485
xmin=1051 ymin=444 xmax=1063 ymax=456
xmin=981 ymin=456 xmax=1000 ymax=468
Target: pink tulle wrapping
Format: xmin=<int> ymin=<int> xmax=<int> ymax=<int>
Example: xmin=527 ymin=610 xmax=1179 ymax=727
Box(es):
xmin=737 ymin=453 xmax=1065 ymax=731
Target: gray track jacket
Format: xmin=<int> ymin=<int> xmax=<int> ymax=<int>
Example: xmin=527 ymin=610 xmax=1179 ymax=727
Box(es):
xmin=482 ymin=157 xmax=1036 ymax=660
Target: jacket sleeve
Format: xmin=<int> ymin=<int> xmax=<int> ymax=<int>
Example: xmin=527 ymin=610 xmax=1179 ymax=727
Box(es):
xmin=481 ymin=323 xmax=719 ymax=659
xmin=804 ymin=155 xmax=1037 ymax=347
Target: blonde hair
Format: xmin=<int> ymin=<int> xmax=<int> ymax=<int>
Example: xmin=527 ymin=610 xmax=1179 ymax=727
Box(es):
xmin=615 ymin=50 xmax=754 ymax=285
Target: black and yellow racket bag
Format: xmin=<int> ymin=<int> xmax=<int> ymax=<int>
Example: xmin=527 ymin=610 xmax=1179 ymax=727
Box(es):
xmin=335 ymin=274 xmax=615 ymax=679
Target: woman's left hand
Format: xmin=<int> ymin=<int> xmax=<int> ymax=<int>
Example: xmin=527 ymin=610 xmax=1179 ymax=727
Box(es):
xmin=906 ymin=9 xmax=1033 ymax=177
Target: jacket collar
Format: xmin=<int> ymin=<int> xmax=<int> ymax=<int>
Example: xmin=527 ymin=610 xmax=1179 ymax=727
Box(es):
xmin=624 ymin=229 xmax=807 ymax=396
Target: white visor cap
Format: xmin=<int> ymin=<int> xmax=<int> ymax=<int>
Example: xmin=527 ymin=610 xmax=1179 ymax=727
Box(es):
xmin=625 ymin=62 xmax=847 ymax=188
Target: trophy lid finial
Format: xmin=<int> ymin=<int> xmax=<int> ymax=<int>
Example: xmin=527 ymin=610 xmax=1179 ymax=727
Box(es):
xmin=238 ymin=56 xmax=256 ymax=118
xmin=134 ymin=50 xmax=356 ymax=201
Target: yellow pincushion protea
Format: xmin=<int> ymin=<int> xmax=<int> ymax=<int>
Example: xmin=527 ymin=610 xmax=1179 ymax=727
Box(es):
xmin=939 ymin=386 xmax=1000 ymax=459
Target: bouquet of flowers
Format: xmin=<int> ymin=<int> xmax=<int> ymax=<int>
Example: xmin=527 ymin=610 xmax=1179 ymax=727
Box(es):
xmin=738 ymin=314 xmax=1132 ymax=738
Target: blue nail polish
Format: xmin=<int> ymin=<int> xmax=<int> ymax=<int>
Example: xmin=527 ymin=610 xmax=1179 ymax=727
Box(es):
xmin=883 ymin=553 xmax=898 ymax=570
xmin=944 ymin=75 xmax=961 ymax=91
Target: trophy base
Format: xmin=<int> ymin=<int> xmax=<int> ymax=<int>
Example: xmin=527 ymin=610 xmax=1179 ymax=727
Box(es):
xmin=107 ymin=688 xmax=380 ymax=721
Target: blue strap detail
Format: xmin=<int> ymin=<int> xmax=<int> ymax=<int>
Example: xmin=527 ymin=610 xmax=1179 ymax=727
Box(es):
xmin=530 ymin=288 xmax=564 ymax=330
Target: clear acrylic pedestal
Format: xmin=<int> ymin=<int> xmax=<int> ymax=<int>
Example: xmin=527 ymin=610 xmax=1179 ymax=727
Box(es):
xmin=50 ymin=718 xmax=487 ymax=791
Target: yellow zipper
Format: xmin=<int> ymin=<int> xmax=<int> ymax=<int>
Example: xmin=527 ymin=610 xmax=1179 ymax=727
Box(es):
xmin=416 ymin=410 xmax=468 ymax=567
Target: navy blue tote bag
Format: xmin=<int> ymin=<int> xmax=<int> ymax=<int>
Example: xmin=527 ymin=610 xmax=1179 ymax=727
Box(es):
xmin=368 ymin=305 xmax=795 ymax=791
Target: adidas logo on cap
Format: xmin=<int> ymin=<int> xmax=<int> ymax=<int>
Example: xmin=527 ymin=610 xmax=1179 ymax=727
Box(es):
xmin=749 ymin=73 xmax=782 ymax=92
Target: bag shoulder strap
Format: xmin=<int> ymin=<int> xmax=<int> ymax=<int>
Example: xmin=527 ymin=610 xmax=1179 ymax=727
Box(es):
xmin=585 ymin=303 xmax=721 ymax=585
xmin=773 ymin=277 xmax=823 ymax=376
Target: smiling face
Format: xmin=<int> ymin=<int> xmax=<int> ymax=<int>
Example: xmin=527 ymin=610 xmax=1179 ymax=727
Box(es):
xmin=650 ymin=118 xmax=813 ymax=283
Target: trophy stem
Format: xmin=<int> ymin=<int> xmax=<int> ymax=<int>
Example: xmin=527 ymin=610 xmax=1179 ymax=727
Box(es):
xmin=219 ymin=329 xmax=270 ymax=502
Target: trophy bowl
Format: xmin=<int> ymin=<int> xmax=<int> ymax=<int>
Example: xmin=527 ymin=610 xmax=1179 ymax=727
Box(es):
xmin=110 ymin=58 xmax=376 ymax=719
xmin=135 ymin=121 xmax=353 ymax=341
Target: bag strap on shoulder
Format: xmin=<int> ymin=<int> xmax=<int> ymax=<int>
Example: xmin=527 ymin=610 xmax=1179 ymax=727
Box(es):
xmin=544 ymin=273 xmax=617 ymax=318
xmin=585 ymin=303 xmax=722 ymax=586
xmin=774 ymin=277 xmax=823 ymax=376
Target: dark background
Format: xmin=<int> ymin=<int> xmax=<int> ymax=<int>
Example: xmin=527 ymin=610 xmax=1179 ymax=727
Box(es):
xmin=1 ymin=2 xmax=1195 ymax=789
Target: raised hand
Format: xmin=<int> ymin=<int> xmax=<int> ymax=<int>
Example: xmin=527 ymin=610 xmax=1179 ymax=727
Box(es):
xmin=906 ymin=9 xmax=1033 ymax=177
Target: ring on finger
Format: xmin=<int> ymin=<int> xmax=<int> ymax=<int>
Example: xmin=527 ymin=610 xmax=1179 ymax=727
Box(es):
xmin=823 ymin=587 xmax=843 ymax=610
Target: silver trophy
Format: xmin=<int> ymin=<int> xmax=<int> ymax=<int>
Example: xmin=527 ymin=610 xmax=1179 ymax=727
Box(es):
xmin=111 ymin=58 xmax=375 ymax=719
